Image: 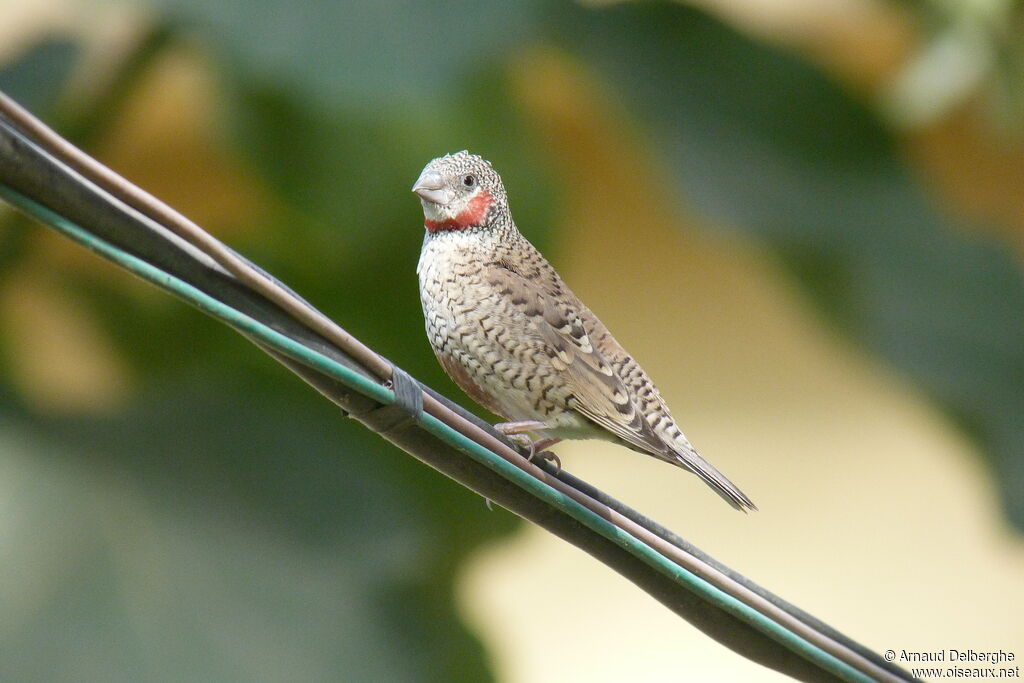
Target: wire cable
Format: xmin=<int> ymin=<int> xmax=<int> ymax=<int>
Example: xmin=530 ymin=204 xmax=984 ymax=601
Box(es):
xmin=0 ymin=92 xmax=919 ymax=683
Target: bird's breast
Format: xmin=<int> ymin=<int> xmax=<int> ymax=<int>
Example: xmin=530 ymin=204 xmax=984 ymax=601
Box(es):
xmin=416 ymin=232 xmax=569 ymax=423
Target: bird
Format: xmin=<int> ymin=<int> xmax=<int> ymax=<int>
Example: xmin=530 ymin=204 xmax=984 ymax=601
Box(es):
xmin=412 ymin=151 xmax=755 ymax=511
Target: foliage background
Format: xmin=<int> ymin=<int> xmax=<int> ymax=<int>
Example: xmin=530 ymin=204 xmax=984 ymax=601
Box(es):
xmin=0 ymin=0 xmax=1021 ymax=680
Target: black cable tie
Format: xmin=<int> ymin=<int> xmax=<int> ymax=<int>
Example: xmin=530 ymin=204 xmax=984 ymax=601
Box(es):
xmin=346 ymin=364 xmax=424 ymax=435
xmin=388 ymin=364 xmax=423 ymax=421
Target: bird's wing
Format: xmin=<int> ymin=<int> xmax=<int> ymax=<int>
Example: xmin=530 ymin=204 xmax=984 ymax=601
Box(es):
xmin=485 ymin=261 xmax=756 ymax=511
xmin=484 ymin=262 xmax=668 ymax=455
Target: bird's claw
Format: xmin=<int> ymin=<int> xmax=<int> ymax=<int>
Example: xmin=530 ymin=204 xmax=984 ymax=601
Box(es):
xmin=517 ymin=437 xmax=562 ymax=472
xmin=529 ymin=449 xmax=561 ymax=472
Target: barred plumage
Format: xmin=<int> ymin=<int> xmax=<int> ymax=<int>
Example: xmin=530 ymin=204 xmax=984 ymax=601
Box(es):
xmin=413 ymin=151 xmax=755 ymax=511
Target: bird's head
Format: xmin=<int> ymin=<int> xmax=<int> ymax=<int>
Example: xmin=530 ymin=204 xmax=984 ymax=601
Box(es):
xmin=412 ymin=151 xmax=506 ymax=233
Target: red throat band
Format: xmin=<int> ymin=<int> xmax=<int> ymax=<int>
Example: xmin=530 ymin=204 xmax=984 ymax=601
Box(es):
xmin=424 ymin=191 xmax=493 ymax=233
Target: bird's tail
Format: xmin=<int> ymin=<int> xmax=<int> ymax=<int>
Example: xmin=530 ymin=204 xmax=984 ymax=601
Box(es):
xmin=668 ymin=441 xmax=757 ymax=512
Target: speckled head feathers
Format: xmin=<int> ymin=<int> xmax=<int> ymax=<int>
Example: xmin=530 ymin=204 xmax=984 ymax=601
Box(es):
xmin=412 ymin=151 xmax=507 ymax=233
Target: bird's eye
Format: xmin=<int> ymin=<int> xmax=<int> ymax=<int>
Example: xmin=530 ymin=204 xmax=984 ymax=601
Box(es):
xmin=462 ymin=174 xmax=476 ymax=188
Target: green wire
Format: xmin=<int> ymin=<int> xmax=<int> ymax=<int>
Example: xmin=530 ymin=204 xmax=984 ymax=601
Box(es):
xmin=0 ymin=184 xmax=873 ymax=683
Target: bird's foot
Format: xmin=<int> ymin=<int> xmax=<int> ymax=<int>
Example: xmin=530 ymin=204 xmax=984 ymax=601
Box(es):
xmin=494 ymin=420 xmax=546 ymax=454
xmin=493 ymin=421 xmax=563 ymax=470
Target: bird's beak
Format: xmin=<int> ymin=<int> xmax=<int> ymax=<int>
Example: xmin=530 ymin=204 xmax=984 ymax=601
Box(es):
xmin=412 ymin=170 xmax=452 ymax=205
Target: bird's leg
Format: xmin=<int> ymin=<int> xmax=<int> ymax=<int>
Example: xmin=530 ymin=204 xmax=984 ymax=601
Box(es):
xmin=494 ymin=420 xmax=549 ymax=435
xmin=493 ymin=422 xmax=562 ymax=469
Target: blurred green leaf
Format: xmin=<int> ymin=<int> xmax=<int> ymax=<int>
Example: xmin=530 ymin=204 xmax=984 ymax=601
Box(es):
xmin=882 ymin=0 xmax=1024 ymax=131
xmin=0 ymin=38 xmax=78 ymax=115
xmin=556 ymin=1 xmax=1024 ymax=527
xmin=0 ymin=372 xmax=504 ymax=682
xmin=148 ymin=0 xmax=544 ymax=106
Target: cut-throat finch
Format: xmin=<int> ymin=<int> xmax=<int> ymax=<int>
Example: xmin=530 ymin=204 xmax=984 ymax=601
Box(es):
xmin=413 ymin=151 xmax=755 ymax=511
